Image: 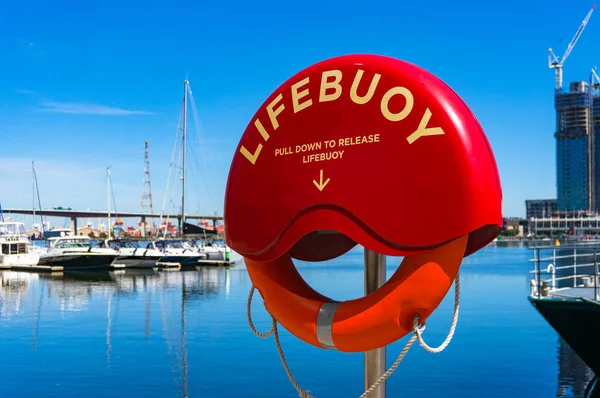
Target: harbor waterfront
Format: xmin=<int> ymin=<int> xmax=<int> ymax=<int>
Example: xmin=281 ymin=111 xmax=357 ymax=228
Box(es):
xmin=0 ymin=243 xmax=597 ymax=397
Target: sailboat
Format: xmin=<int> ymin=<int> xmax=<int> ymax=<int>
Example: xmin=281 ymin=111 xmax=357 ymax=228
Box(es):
xmin=147 ymin=79 xmax=209 ymax=267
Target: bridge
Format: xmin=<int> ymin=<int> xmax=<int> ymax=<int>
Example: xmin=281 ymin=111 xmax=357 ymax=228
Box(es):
xmin=2 ymin=208 xmax=223 ymax=236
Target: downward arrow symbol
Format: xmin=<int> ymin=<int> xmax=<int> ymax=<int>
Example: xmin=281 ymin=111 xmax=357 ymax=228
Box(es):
xmin=312 ymin=169 xmax=330 ymax=191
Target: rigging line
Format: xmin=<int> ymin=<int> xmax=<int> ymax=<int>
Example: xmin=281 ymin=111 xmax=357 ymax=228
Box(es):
xmin=159 ymin=107 xmax=184 ymax=225
xmin=163 ymin=145 xmax=183 ymax=238
xmin=185 ymin=125 xmax=215 ymax=213
xmin=187 ymin=142 xmax=214 ymax=212
xmin=108 ymin=170 xmax=119 ymax=220
xmin=32 ymin=164 xmax=44 ymax=234
xmin=187 ymin=84 xmax=215 ymax=163
xmin=187 ymin=92 xmax=216 ymax=186
xmin=186 ymin=87 xmax=217 ymax=193
xmin=159 ymin=124 xmax=181 ymax=224
xmin=183 ymin=151 xmax=201 ymax=214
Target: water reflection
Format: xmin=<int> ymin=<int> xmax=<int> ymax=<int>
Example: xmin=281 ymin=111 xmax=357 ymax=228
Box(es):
xmin=1 ymin=246 xmax=597 ymax=398
xmin=0 ymin=271 xmax=39 ymax=318
xmin=556 ymin=337 xmax=597 ymax=398
xmin=0 ymin=266 xmax=231 ymax=398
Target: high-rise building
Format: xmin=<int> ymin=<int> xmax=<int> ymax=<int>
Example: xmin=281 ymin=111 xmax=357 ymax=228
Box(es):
xmin=525 ymin=199 xmax=558 ymax=219
xmin=593 ymin=83 xmax=600 ymax=209
xmin=555 ymin=81 xmax=599 ymax=212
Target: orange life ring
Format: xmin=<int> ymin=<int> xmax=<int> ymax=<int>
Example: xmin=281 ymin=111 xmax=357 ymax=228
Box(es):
xmin=246 ymin=234 xmax=467 ymax=352
xmin=224 ymin=54 xmax=502 ymax=355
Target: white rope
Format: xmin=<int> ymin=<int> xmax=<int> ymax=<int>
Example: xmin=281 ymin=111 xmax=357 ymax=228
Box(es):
xmin=246 ymin=271 xmax=461 ymax=398
xmin=413 ymin=271 xmax=461 ymax=354
xmin=247 ymin=287 xmax=312 ymax=398
xmin=361 ymin=271 xmax=461 ymax=397
xmin=246 ymin=286 xmax=273 ymax=338
xmin=359 ymin=324 xmax=425 ymax=398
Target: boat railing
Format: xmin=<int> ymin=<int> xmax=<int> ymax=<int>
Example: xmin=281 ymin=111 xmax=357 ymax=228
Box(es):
xmin=529 ymin=244 xmax=600 ymax=300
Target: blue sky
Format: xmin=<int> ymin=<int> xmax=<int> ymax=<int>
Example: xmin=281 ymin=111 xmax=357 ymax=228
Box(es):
xmin=1 ymin=0 xmax=599 ymax=224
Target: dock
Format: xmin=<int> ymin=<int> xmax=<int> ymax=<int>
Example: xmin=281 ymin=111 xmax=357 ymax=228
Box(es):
xmin=1 ymin=264 xmax=64 ymax=272
xmin=196 ymin=259 xmax=235 ymax=267
xmin=156 ymin=261 xmax=182 ymax=268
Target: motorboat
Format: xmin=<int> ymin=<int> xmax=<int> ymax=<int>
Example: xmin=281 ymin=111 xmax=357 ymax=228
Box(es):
xmin=146 ymin=238 xmax=207 ymax=266
xmin=38 ymin=235 xmax=118 ymax=269
xmin=101 ymin=239 xmax=163 ymax=268
xmin=0 ymin=221 xmax=40 ymax=267
xmin=192 ymin=239 xmax=232 ymax=262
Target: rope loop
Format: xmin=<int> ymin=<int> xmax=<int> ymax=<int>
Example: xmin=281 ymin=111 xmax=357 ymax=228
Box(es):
xmin=247 ymin=271 xmax=461 ymax=398
xmin=360 ymin=271 xmax=461 ymax=397
xmin=247 ymin=285 xmax=313 ymax=398
xmin=413 ymin=271 xmax=460 ymax=354
xmin=246 ymin=286 xmax=273 ymax=338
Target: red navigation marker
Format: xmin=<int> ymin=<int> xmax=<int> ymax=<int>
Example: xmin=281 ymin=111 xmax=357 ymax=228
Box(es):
xmin=225 ymin=54 xmax=502 ymax=263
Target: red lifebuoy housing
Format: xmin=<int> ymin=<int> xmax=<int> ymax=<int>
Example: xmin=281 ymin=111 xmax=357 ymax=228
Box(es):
xmin=224 ymin=54 xmax=502 ymax=352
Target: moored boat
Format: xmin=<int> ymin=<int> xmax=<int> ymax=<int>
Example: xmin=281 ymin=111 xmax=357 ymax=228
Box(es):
xmin=101 ymin=239 xmax=163 ymax=268
xmin=528 ymin=243 xmax=600 ymax=375
xmin=0 ymin=221 xmax=40 ymax=267
xmin=147 ymin=238 xmax=206 ymax=266
xmin=38 ymin=236 xmax=118 ymax=270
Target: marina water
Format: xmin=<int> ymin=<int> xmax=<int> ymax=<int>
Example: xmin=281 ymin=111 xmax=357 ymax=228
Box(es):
xmin=0 ymin=243 xmax=595 ymax=397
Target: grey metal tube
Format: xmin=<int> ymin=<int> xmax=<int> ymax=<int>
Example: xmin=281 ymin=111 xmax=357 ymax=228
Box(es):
xmin=364 ymin=248 xmax=386 ymax=397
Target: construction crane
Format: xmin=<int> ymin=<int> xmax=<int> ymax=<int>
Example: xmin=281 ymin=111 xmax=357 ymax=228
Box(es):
xmin=548 ymin=4 xmax=596 ymax=92
xmin=592 ymin=66 xmax=600 ymax=91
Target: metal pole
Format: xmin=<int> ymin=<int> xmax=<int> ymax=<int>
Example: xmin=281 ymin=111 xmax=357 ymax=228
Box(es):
xmin=364 ymin=248 xmax=386 ymax=398
xmin=181 ymin=79 xmax=188 ymax=239
xmin=107 ymin=166 xmax=111 ymax=238
xmin=594 ymin=248 xmax=598 ymax=300
xmin=536 ymin=248 xmax=541 ymax=298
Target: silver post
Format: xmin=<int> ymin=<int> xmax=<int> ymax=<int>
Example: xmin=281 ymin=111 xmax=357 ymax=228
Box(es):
xmin=364 ymin=248 xmax=386 ymax=398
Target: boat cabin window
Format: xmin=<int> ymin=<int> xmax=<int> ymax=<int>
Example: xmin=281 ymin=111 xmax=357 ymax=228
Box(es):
xmin=151 ymin=240 xmax=183 ymax=249
xmin=168 ymin=241 xmax=183 ymax=248
xmin=0 ymin=223 xmax=27 ymax=236
xmin=108 ymin=241 xmax=139 ymax=249
xmin=1 ymin=243 xmax=29 ymax=254
xmin=50 ymin=238 xmax=92 ymax=248
xmin=54 ymin=242 xmax=89 ymax=249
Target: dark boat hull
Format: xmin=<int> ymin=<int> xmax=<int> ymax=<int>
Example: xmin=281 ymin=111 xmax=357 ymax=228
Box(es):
xmin=38 ymin=254 xmax=118 ymax=269
xmin=529 ymin=296 xmax=600 ymax=374
xmin=158 ymin=255 xmax=204 ymax=265
xmin=113 ymin=255 xmax=162 ymax=268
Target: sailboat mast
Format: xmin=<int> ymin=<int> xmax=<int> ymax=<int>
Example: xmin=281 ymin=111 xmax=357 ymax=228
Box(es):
xmin=181 ymin=79 xmax=188 ymax=238
xmin=107 ymin=166 xmax=112 ymax=238
xmin=32 ymin=161 xmax=36 ymax=230
xmin=31 ymin=161 xmax=44 ymax=236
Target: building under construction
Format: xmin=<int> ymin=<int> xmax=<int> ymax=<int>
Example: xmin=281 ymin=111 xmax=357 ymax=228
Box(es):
xmin=555 ymin=80 xmax=597 ymax=212
xmin=527 ymin=5 xmax=600 ymax=237
xmin=548 ymin=5 xmax=599 ymax=213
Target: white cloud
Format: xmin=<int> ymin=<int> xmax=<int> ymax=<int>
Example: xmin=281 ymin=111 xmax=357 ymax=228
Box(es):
xmin=38 ymin=100 xmax=154 ymax=116
xmin=14 ymin=88 xmax=35 ymax=95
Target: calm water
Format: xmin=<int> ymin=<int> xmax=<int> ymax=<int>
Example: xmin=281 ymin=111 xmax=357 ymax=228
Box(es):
xmin=0 ymin=244 xmax=596 ymax=397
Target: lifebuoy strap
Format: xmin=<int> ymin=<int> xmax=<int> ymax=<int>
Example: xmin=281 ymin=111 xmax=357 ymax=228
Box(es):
xmin=316 ymin=301 xmax=341 ymax=350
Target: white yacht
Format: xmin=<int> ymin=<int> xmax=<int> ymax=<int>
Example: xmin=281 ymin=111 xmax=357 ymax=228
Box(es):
xmin=193 ymin=239 xmax=232 ymax=262
xmin=101 ymin=239 xmax=164 ymax=268
xmin=38 ymin=235 xmax=118 ymax=269
xmin=0 ymin=221 xmax=40 ymax=267
xmin=146 ymin=238 xmax=207 ymax=266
